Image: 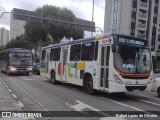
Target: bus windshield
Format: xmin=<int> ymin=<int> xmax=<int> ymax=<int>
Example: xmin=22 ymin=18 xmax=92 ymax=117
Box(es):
xmin=9 ymin=52 xmax=32 ymax=66
xmin=114 ymin=44 xmax=151 ymax=74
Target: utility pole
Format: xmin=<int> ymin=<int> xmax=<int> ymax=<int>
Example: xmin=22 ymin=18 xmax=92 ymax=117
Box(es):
xmin=91 ymin=0 xmax=94 ymax=36
xmin=0 ymin=12 xmax=11 ymax=18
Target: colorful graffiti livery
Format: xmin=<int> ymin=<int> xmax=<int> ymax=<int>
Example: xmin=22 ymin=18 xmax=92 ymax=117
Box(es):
xmin=58 ymin=63 xmax=64 ymax=76
xmin=68 ymin=62 xmax=85 ymax=79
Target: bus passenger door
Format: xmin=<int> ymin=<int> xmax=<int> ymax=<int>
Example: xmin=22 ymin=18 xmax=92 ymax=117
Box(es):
xmin=45 ymin=52 xmax=50 ymax=78
xmin=100 ymin=45 xmax=110 ymax=90
xmin=61 ymin=49 xmax=68 ymax=82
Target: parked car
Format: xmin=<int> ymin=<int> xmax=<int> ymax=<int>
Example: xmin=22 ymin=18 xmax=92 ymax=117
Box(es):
xmin=154 ymin=69 xmax=160 ymax=73
xmin=33 ymin=64 xmax=40 ymax=75
xmin=152 ymin=74 xmax=160 ymax=98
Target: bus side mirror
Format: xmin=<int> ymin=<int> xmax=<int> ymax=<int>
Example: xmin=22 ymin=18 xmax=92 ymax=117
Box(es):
xmin=112 ymin=44 xmax=116 ymax=52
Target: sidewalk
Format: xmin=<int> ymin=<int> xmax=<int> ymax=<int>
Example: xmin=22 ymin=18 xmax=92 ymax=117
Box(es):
xmin=0 ymin=77 xmax=22 ymax=112
xmin=0 ymin=77 xmax=35 ymax=120
xmin=0 ymin=76 xmax=54 ymax=120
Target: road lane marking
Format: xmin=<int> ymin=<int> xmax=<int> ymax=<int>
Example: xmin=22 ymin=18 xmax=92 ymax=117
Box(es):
xmin=136 ymin=98 xmax=160 ymax=107
xmin=100 ymin=97 xmax=159 ymax=118
xmin=8 ymin=89 xmax=12 ymax=93
xmin=12 ymin=94 xmax=18 ymax=99
xmin=69 ymin=100 xmax=127 ymax=119
xmin=100 ymin=97 xmax=144 ymax=111
xmin=71 ymin=100 xmax=100 ymax=111
xmin=19 ymin=77 xmax=32 ymax=80
xmin=3 ymin=82 xmax=6 ymax=85
xmin=66 ymin=102 xmax=71 ymax=106
xmin=5 ymin=76 xmax=48 ymax=111
xmin=17 ymin=101 xmax=24 ymax=108
xmin=33 ymin=75 xmax=39 ymax=78
xmin=6 ymin=85 xmax=8 ymax=88
xmin=135 ymin=94 xmax=160 ymax=101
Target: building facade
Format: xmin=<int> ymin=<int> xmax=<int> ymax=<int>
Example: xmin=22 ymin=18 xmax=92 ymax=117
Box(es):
xmin=0 ymin=27 xmax=9 ymax=46
xmin=104 ymin=0 xmax=160 ymax=56
xmin=10 ymin=10 xmax=26 ymax=40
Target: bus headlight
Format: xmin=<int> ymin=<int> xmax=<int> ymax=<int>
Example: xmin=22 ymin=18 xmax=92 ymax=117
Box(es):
xmin=148 ymin=77 xmax=153 ymax=84
xmin=113 ymin=74 xmax=123 ymax=84
xmin=10 ymin=67 xmax=16 ymax=71
xmin=27 ymin=67 xmax=32 ymax=71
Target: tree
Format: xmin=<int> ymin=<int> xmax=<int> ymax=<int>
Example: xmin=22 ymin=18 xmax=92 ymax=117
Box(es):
xmin=0 ymin=45 xmax=6 ymax=51
xmin=0 ymin=34 xmax=31 ymax=51
xmin=24 ymin=5 xmax=84 ymax=46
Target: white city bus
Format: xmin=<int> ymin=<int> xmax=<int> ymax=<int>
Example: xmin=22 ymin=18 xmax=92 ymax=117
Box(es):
xmin=40 ymin=33 xmax=153 ymax=94
xmin=0 ymin=48 xmax=33 ymax=75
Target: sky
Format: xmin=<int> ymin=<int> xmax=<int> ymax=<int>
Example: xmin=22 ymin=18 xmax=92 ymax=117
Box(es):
xmin=0 ymin=0 xmax=105 ymax=36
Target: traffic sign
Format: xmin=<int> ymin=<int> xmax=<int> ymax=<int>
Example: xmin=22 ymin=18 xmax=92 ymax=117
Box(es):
xmin=13 ymin=8 xmax=95 ymax=32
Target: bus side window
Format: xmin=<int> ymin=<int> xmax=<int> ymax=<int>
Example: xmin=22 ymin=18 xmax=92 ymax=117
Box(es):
xmin=50 ymin=49 xmax=54 ymax=61
xmin=70 ymin=44 xmax=81 ymax=61
xmin=53 ymin=48 xmax=61 ymax=61
xmin=106 ymin=46 xmax=110 ymax=66
xmin=94 ymin=41 xmax=99 ymax=61
xmin=41 ymin=50 xmax=46 ymax=61
xmin=81 ymin=42 xmax=95 ymax=61
xmin=1 ymin=52 xmax=4 ymax=60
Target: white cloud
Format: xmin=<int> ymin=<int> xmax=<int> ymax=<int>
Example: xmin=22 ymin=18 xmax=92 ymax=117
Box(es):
xmin=0 ymin=5 xmax=10 ymax=29
xmin=0 ymin=0 xmax=105 ymax=34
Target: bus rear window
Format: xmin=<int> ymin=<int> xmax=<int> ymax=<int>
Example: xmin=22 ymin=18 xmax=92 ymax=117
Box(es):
xmin=81 ymin=42 xmax=95 ymax=61
xmin=41 ymin=50 xmax=46 ymax=61
xmin=70 ymin=44 xmax=81 ymax=61
xmin=53 ymin=48 xmax=61 ymax=61
xmin=50 ymin=48 xmax=61 ymax=61
xmin=9 ymin=52 xmax=32 ymax=66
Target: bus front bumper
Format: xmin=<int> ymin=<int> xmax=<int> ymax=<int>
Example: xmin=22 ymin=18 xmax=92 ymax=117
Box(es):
xmin=8 ymin=66 xmax=32 ymax=74
xmin=109 ymin=81 xmax=152 ymax=93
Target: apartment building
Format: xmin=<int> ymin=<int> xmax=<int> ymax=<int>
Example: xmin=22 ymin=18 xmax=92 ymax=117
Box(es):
xmin=0 ymin=27 xmax=9 ymax=46
xmin=10 ymin=10 xmax=26 ymax=40
xmin=104 ymin=0 xmax=160 ymax=56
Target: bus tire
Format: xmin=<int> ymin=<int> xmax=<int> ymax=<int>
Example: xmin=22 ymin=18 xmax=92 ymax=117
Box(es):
xmin=6 ymin=70 xmax=10 ymax=76
xmin=157 ymin=87 xmax=160 ymax=98
xmin=26 ymin=72 xmax=29 ymax=76
xmin=84 ymin=75 xmax=95 ymax=95
xmin=51 ymin=71 xmax=57 ymax=84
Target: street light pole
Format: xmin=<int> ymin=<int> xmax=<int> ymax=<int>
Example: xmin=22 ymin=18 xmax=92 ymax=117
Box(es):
xmin=95 ymin=27 xmax=103 ymax=33
xmin=0 ymin=12 xmax=11 ymax=18
xmin=91 ymin=0 xmax=94 ymax=37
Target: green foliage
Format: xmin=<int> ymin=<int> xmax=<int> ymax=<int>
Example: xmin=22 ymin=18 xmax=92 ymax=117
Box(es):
xmin=5 ymin=35 xmax=32 ymax=50
xmin=0 ymin=45 xmax=6 ymax=51
xmin=152 ymin=56 xmax=160 ymax=69
xmin=1 ymin=5 xmax=84 ymax=62
xmin=24 ymin=5 xmax=84 ymax=46
xmin=156 ymin=62 xmax=160 ymax=69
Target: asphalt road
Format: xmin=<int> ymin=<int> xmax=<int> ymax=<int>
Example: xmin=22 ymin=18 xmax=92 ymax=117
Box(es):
xmin=1 ymin=72 xmax=160 ymax=120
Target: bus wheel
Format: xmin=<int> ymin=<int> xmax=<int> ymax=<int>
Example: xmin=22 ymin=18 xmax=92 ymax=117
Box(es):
xmin=84 ymin=76 xmax=95 ymax=95
xmin=26 ymin=72 xmax=29 ymax=76
xmin=51 ymin=71 xmax=57 ymax=84
xmin=6 ymin=69 xmax=10 ymax=75
xmin=7 ymin=72 xmax=10 ymax=75
xmin=157 ymin=87 xmax=160 ymax=98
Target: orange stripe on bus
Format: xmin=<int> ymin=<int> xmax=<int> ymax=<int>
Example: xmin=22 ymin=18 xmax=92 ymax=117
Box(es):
xmin=115 ymin=68 xmax=150 ymax=78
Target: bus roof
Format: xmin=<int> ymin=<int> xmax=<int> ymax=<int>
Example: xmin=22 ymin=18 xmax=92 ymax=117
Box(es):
xmin=0 ymin=48 xmax=31 ymax=53
xmin=42 ymin=33 xmax=111 ymax=50
xmin=42 ymin=33 xmax=148 ymax=50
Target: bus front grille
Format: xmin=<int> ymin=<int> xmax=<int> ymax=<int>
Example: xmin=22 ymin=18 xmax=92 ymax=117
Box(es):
xmin=15 ymin=67 xmax=28 ymax=70
xmin=125 ymin=86 xmax=147 ymax=91
xmin=16 ymin=68 xmax=27 ymax=70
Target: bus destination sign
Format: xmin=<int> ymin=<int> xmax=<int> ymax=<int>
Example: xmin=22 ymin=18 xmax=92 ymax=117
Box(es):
xmin=115 ymin=37 xmax=147 ymax=46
